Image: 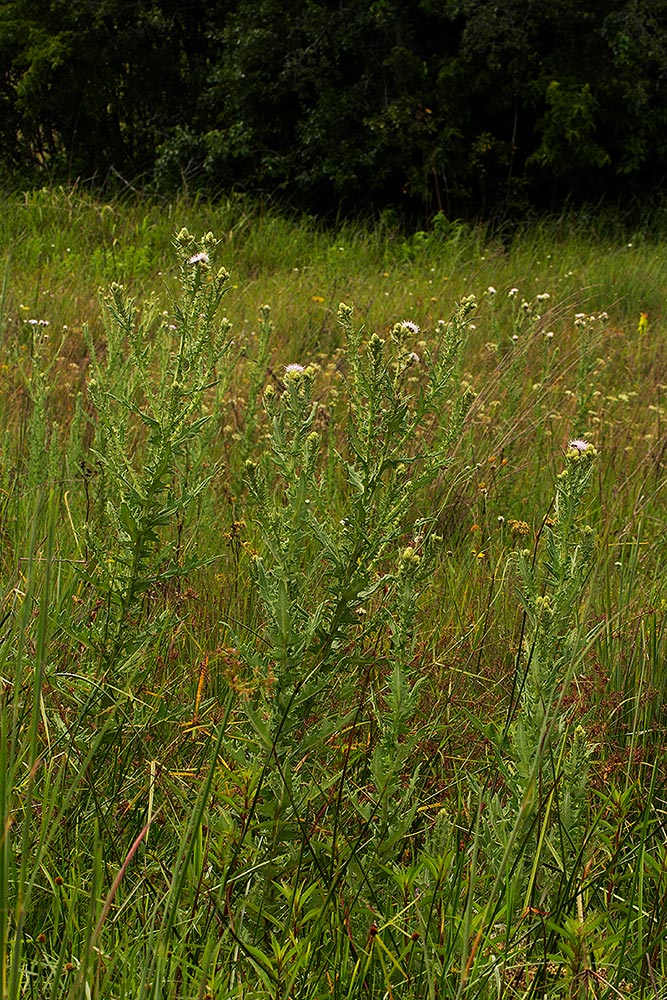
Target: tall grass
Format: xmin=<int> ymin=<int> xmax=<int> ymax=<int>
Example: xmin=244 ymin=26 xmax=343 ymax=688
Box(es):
xmin=0 ymin=188 xmax=666 ymax=998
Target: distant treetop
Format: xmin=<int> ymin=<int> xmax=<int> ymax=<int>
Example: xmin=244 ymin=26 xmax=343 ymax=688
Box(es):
xmin=1 ymin=0 xmax=666 ymax=218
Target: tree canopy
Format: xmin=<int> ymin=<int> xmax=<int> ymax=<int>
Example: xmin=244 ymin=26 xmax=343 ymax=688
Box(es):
xmin=1 ymin=0 xmax=666 ymax=217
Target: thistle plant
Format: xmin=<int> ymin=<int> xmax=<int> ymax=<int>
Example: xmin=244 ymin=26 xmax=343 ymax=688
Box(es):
xmin=427 ymin=440 xmax=602 ymax=996
xmin=512 ymin=442 xmax=597 ymax=771
xmin=241 ymin=299 xmax=477 ymax=734
xmin=83 ymin=229 xmax=233 ymax=663
xmin=365 ymin=536 xmax=437 ymax=863
xmin=238 ymin=302 xmax=274 ymax=468
xmin=226 ymin=301 xmax=477 ymax=996
xmin=13 ymin=325 xmax=64 ymax=533
xmin=484 ymin=441 xmax=599 ymax=930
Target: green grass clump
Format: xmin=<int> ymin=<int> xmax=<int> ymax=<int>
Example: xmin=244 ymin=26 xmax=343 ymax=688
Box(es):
xmin=1 ymin=189 xmax=667 ymax=999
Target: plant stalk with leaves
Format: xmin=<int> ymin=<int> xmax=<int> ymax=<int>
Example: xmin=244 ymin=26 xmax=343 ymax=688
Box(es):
xmin=84 ymin=229 xmax=233 ymax=663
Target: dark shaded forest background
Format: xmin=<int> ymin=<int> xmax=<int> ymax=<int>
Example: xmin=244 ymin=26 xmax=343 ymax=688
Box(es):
xmin=1 ymin=0 xmax=666 ymax=219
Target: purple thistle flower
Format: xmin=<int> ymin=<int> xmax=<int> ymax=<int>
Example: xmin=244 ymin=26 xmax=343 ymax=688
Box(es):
xmin=568 ymin=439 xmax=592 ymax=453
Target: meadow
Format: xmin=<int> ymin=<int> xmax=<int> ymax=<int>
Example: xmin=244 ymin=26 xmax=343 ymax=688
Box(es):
xmin=1 ymin=186 xmax=667 ymax=999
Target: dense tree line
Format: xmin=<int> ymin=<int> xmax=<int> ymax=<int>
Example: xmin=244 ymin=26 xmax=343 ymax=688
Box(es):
xmin=1 ymin=0 xmax=666 ymax=217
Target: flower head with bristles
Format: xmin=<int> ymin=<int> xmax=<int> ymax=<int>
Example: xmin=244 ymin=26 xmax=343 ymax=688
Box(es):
xmin=187 ymin=251 xmax=209 ymax=265
xmin=568 ymin=439 xmax=594 ymax=454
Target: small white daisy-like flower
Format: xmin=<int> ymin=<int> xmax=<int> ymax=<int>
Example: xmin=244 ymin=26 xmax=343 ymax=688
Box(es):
xmin=508 ymin=287 xmax=519 ymax=298
xmin=536 ymin=292 xmax=550 ymax=302
xmin=568 ymin=438 xmax=592 ymax=453
xmin=400 ymin=319 xmax=420 ymax=335
xmin=284 ymin=363 xmax=306 ymax=374
xmin=487 ymin=285 xmax=497 ymax=295
xmin=188 ymin=251 xmax=209 ymax=265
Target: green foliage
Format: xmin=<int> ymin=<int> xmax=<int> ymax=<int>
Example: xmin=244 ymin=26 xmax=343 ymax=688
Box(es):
xmin=240 ymin=301 xmax=474 ymax=728
xmin=0 ymin=0 xmax=210 ymax=177
xmin=530 ymin=82 xmax=611 ymax=175
xmin=3 ymin=0 xmax=667 ymax=213
xmin=1 ymin=201 xmax=667 ymax=998
xmin=83 ymin=228 xmax=233 ymax=662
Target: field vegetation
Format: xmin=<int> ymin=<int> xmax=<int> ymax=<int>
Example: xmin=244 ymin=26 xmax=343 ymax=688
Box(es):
xmin=1 ymin=187 xmax=667 ymax=998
